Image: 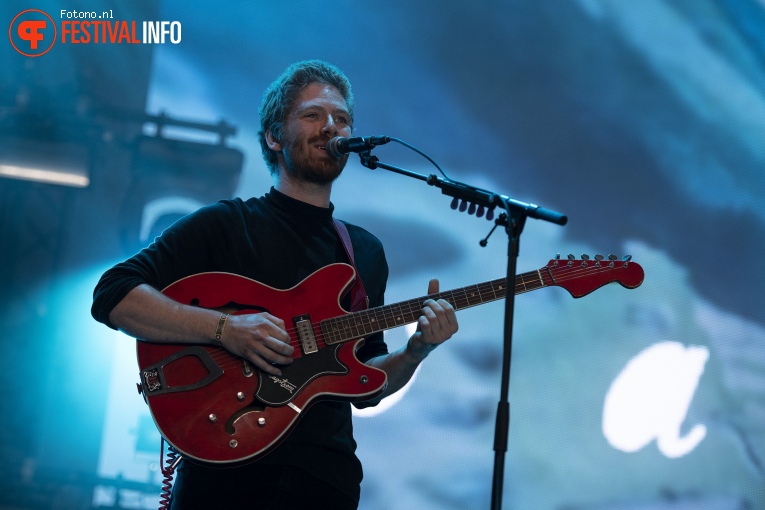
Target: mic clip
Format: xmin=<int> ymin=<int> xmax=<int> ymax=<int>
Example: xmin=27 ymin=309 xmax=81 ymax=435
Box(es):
xmin=358 ymin=150 xmax=379 ymax=169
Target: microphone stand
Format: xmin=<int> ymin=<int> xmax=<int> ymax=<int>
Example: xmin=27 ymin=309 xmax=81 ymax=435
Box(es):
xmin=357 ymin=151 xmax=567 ymax=510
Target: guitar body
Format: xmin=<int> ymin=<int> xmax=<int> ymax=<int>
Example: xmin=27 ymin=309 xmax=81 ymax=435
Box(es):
xmin=136 ymin=263 xmax=388 ymax=465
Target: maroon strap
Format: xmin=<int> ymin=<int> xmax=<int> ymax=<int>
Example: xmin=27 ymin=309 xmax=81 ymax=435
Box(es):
xmin=333 ymin=218 xmax=369 ymax=311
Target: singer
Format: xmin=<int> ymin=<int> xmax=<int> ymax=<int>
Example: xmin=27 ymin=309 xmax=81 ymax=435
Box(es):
xmin=91 ymin=60 xmax=458 ymax=509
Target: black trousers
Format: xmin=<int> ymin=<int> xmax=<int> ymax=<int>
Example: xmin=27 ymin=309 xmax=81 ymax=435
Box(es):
xmin=168 ymin=462 xmax=358 ymax=510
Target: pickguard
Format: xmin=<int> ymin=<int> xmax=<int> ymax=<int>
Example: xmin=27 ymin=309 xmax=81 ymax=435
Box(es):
xmin=255 ymin=344 xmax=347 ymax=406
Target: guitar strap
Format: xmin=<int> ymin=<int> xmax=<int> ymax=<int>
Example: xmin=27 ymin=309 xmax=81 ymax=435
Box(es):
xmin=332 ymin=218 xmax=369 ymax=312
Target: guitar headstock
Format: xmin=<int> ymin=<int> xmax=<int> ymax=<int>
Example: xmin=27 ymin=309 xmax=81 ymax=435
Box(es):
xmin=543 ymin=254 xmax=644 ymax=298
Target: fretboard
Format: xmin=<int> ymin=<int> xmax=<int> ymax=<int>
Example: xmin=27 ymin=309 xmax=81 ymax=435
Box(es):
xmin=320 ymin=268 xmax=546 ymax=345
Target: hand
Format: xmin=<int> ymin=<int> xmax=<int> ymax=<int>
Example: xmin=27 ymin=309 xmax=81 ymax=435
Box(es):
xmin=221 ymin=312 xmax=294 ymax=375
xmin=407 ymin=279 xmax=458 ymax=360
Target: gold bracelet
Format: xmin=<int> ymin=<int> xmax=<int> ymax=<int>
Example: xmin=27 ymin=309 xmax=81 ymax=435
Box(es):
xmin=213 ymin=313 xmax=228 ymax=347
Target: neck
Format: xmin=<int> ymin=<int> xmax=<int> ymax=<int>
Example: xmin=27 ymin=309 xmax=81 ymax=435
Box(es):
xmin=274 ymin=172 xmax=333 ymax=208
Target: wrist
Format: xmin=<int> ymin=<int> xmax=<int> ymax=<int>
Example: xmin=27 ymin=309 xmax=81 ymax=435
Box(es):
xmin=212 ymin=313 xmax=228 ymax=347
xmin=405 ymin=336 xmax=435 ymax=362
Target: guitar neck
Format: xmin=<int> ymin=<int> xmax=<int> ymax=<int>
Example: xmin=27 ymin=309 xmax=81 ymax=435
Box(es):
xmin=321 ymin=268 xmax=544 ymax=345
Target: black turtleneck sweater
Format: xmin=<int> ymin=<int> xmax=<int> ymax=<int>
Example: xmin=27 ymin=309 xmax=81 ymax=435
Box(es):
xmin=91 ymin=188 xmax=389 ymax=504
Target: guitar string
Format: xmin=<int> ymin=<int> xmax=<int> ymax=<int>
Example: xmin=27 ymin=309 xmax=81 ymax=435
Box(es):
xmin=199 ymin=263 xmax=635 ymax=369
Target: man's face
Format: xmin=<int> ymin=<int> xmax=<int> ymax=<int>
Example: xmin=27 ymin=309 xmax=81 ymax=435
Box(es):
xmin=276 ymin=82 xmax=353 ymax=184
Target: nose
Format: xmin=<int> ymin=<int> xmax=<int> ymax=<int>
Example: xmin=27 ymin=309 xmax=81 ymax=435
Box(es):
xmin=321 ymin=115 xmax=339 ymax=137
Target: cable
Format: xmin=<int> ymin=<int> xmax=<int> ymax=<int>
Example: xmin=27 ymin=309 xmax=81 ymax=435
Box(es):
xmin=158 ymin=437 xmax=181 ymax=510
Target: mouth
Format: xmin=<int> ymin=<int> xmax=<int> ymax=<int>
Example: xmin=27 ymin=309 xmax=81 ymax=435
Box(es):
xmin=313 ymin=140 xmax=335 ymax=158
xmin=312 ymin=138 xmax=329 ymax=151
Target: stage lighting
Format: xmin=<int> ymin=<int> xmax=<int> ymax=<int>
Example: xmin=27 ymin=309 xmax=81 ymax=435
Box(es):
xmin=0 ymin=136 xmax=90 ymax=188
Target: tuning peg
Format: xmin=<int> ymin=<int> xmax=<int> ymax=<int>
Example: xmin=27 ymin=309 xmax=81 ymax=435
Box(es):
xmin=622 ymin=254 xmax=632 ymax=262
xmin=450 ymin=197 xmax=459 ymax=210
xmin=595 ymin=254 xmax=604 ymax=261
xmin=555 ymin=253 xmax=561 ymax=260
xmin=581 ymin=254 xmax=590 ymax=260
xmin=567 ymin=254 xmax=575 ymax=260
xmin=608 ymin=254 xmax=617 ymax=261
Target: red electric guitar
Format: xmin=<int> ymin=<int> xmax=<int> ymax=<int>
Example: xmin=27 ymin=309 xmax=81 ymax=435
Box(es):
xmin=136 ymin=255 xmax=644 ymax=464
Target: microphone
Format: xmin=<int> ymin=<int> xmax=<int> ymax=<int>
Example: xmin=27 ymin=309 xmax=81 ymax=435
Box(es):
xmin=325 ymin=136 xmax=391 ymax=158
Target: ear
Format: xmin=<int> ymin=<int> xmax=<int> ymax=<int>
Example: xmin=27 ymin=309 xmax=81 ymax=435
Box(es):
xmin=265 ymin=130 xmax=282 ymax=152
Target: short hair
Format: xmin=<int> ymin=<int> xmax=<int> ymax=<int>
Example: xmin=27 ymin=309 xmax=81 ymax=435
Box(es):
xmin=258 ymin=60 xmax=355 ymax=175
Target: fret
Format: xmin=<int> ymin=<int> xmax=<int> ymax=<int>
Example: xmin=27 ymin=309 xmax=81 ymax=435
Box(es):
xmin=360 ymin=309 xmax=376 ymax=335
xmin=346 ymin=315 xmax=362 ymax=338
xmin=517 ymin=270 xmax=543 ymax=293
xmin=489 ymin=279 xmax=504 ymax=300
xmin=462 ymin=284 xmax=482 ymax=307
xmin=389 ymin=302 xmax=408 ymax=328
xmin=489 ymin=280 xmax=503 ymax=296
xmin=320 ymin=317 xmax=339 ymax=345
xmin=368 ymin=307 xmax=384 ymax=330
xmin=516 ymin=272 xmax=529 ymax=293
xmin=441 ymin=289 xmax=458 ymax=309
xmin=351 ymin=310 xmax=367 ymax=336
xmin=380 ymin=306 xmax=394 ymax=329
xmin=402 ymin=298 xmax=421 ymax=323
xmin=453 ymin=286 xmax=470 ymax=310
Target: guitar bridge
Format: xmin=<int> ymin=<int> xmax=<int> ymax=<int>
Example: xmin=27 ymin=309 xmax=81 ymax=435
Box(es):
xmin=293 ymin=315 xmax=318 ymax=354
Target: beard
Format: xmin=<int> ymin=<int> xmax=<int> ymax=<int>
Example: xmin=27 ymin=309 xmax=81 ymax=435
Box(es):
xmin=282 ymin=134 xmax=349 ymax=185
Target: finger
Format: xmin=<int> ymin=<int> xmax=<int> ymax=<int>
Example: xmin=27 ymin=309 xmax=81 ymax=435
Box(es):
xmin=421 ymin=300 xmax=458 ymax=340
xmin=418 ymin=307 xmax=444 ymax=343
xmin=427 ymin=278 xmax=439 ymax=295
xmin=253 ymin=336 xmax=294 ymax=361
xmin=266 ymin=335 xmax=295 ymax=358
xmin=435 ymin=298 xmax=459 ymax=334
xmin=246 ymin=341 xmax=293 ymax=375
xmin=259 ymin=313 xmax=290 ymax=343
xmin=249 ymin=355 xmax=283 ymax=376
xmin=440 ymin=300 xmax=459 ymax=334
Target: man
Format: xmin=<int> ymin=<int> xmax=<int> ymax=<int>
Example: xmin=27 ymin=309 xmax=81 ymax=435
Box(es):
xmin=92 ymin=60 xmax=458 ymax=509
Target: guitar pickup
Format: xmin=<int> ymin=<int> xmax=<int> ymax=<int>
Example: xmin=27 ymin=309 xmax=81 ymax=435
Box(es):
xmin=293 ymin=315 xmax=318 ymax=354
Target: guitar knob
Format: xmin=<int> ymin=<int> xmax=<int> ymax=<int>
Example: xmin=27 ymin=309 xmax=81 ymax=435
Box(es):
xmin=209 ymin=414 xmax=218 ymax=423
xmin=237 ymin=392 xmax=246 ymax=401
xmin=258 ymin=418 xmax=266 ymax=427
